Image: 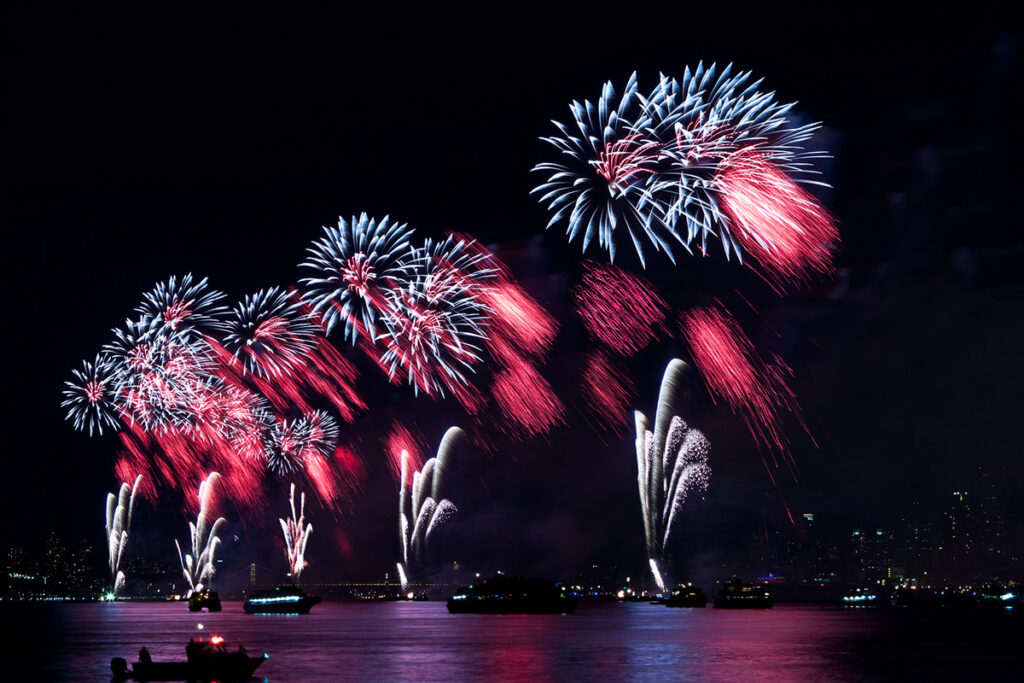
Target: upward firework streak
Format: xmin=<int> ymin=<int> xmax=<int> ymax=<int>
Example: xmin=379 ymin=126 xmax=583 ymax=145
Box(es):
xmin=105 ymin=475 xmax=142 ymax=594
xmin=175 ymin=472 xmax=227 ymax=595
xmin=397 ymin=427 xmax=463 ymax=591
xmin=534 ymin=64 xmax=838 ymax=283
xmin=280 ymin=483 xmax=313 ymax=582
xmin=634 ymin=360 xmax=711 ymax=592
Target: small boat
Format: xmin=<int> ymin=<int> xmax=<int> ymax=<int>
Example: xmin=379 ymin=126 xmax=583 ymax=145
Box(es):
xmin=447 ymin=575 xmax=578 ymax=614
xmin=111 ymin=635 xmax=267 ymax=681
xmin=244 ymin=585 xmax=322 ymax=614
xmin=841 ymin=587 xmax=882 ymax=607
xmin=713 ymin=579 xmax=772 ymax=609
xmin=187 ymin=588 xmax=221 ymax=612
xmin=665 ymin=585 xmax=707 ymax=607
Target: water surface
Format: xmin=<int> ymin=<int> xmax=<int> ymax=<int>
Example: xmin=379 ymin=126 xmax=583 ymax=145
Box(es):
xmin=6 ymin=601 xmax=1021 ymax=681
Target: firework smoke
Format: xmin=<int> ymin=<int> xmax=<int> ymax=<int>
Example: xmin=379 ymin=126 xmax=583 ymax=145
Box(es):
xmin=280 ymin=483 xmax=313 ymax=582
xmin=105 ymin=475 xmax=142 ymax=594
xmin=175 ymin=472 xmax=227 ymax=594
xmin=397 ymin=427 xmax=463 ymax=590
xmin=634 ymin=360 xmax=711 ymax=591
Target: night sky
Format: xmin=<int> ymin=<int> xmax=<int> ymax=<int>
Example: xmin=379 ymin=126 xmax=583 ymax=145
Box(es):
xmin=4 ymin=11 xmax=1021 ymax=588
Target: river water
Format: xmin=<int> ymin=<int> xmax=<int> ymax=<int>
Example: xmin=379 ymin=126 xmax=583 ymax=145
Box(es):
xmin=5 ymin=600 xmax=1021 ymax=681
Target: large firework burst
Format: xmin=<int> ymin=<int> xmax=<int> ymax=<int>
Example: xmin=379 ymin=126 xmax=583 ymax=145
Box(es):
xmin=534 ymin=65 xmax=837 ymax=283
xmin=532 ymin=72 xmax=678 ymax=266
xmin=222 ymin=288 xmax=320 ymax=378
xmin=300 ymin=213 xmax=415 ymax=342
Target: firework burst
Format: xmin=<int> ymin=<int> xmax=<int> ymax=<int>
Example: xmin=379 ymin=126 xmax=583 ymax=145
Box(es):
xmin=380 ymin=272 xmax=490 ymax=396
xmin=63 ymin=354 xmax=121 ymax=436
xmin=222 ymin=288 xmax=320 ymax=378
xmin=135 ymin=273 xmax=228 ymax=337
xmin=264 ymin=411 xmax=339 ymax=475
xmin=535 ymin=64 xmax=838 ymax=281
xmin=300 ymin=213 xmax=415 ymax=342
xmin=532 ymin=73 xmax=677 ymax=266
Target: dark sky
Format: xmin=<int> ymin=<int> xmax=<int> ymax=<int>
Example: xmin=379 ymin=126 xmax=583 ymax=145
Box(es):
xmin=4 ymin=10 xmax=1021 ymax=587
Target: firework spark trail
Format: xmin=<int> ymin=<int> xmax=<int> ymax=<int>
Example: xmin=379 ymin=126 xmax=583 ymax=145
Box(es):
xmin=397 ymin=427 xmax=463 ymax=591
xmin=175 ymin=472 xmax=227 ymax=594
xmin=574 ymin=260 xmax=669 ymax=356
xmin=580 ymin=350 xmax=636 ymax=428
xmin=491 ymin=363 xmax=565 ymax=437
xmin=300 ymin=213 xmax=415 ymax=343
xmin=715 ymin=148 xmax=838 ymax=289
xmin=634 ymin=360 xmax=711 ymax=592
xmin=384 ymin=422 xmax=427 ymax=481
xmin=105 ymin=475 xmax=142 ymax=594
xmin=680 ymin=304 xmax=805 ymax=475
xmin=535 ymin=64 xmax=838 ymax=270
xmin=280 ymin=483 xmax=313 ymax=582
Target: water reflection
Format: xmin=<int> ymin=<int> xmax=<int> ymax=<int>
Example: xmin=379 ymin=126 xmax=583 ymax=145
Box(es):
xmin=4 ymin=600 xmax=1020 ymax=681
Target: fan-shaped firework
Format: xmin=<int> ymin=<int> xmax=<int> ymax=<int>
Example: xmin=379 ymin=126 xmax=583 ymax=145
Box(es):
xmin=300 ymin=213 xmax=415 ymax=342
xmin=175 ymin=472 xmax=227 ymax=594
xmin=63 ymin=354 xmax=121 ymax=436
xmin=534 ymin=64 xmax=838 ymax=282
xmin=380 ymin=271 xmax=490 ymax=396
xmin=280 ymin=483 xmax=313 ymax=582
xmin=264 ymin=411 xmax=339 ymax=475
xmin=634 ymin=360 xmax=711 ymax=591
xmin=222 ymin=288 xmax=320 ymax=378
xmin=135 ymin=273 xmax=228 ymax=336
xmin=105 ymin=475 xmax=142 ymax=594
xmin=397 ymin=427 xmax=463 ymax=591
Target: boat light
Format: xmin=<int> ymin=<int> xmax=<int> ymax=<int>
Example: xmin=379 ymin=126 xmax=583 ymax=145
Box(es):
xmin=211 ymin=635 xmax=224 ymax=645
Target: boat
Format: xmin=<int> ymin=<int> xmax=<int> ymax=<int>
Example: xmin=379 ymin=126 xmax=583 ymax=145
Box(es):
xmin=111 ymin=635 xmax=267 ymax=681
xmin=447 ymin=575 xmax=578 ymax=614
xmin=841 ymin=587 xmax=882 ymax=607
xmin=665 ymin=585 xmax=707 ymax=607
xmin=187 ymin=588 xmax=221 ymax=612
xmin=243 ymin=584 xmax=322 ymax=614
xmin=712 ymin=579 xmax=772 ymax=608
